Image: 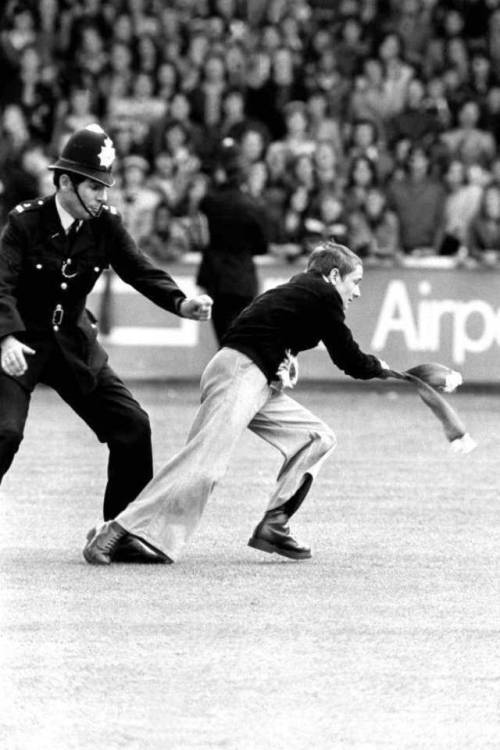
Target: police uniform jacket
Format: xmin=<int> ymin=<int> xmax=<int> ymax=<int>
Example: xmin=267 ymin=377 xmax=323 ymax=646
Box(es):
xmin=0 ymin=195 xmax=187 ymax=393
xmin=222 ymin=269 xmax=384 ymax=382
xmin=196 ymin=185 xmax=269 ymax=298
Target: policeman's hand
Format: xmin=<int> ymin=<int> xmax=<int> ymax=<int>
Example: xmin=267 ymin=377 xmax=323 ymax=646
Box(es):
xmin=1 ymin=335 xmax=35 ymax=377
xmin=179 ymin=295 xmax=213 ymax=321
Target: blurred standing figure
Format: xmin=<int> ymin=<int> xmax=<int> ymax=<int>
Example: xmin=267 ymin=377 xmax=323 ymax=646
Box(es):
xmin=197 ymin=138 xmax=270 ymax=343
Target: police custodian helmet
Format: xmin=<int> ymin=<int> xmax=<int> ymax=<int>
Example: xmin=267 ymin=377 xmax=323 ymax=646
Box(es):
xmin=48 ymin=124 xmax=116 ymax=187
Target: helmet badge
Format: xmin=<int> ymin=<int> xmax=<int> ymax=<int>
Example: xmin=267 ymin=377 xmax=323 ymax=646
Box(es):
xmin=98 ymin=137 xmax=116 ymax=168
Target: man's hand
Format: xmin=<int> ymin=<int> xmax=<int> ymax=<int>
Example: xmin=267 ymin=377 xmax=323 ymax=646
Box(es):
xmin=179 ymin=295 xmax=213 ymax=321
xmin=1 ymin=335 xmax=35 ymax=377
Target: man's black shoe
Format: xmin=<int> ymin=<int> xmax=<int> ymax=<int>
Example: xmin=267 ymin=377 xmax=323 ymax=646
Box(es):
xmin=248 ymin=510 xmax=311 ymax=560
xmin=113 ymin=534 xmax=173 ymax=564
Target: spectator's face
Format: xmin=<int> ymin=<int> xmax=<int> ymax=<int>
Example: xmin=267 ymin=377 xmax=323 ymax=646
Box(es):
xmin=266 ymin=145 xmax=287 ymax=174
xmin=490 ymin=159 xmax=500 ymax=182
xmin=320 ymin=196 xmax=342 ymax=222
xmin=272 ymin=48 xmax=293 ymax=81
xmin=445 ymin=160 xmax=465 ymax=188
xmin=124 ymin=166 xmax=146 ymax=189
xmin=483 ymin=187 xmax=500 ymax=219
xmin=353 ymin=123 xmax=376 ymax=148
xmin=352 ymin=158 xmax=374 ymax=186
xmin=110 ymin=44 xmax=132 ymax=71
xmin=427 ymin=77 xmax=445 ymax=98
xmin=12 ymin=9 xmax=34 ymax=31
xmin=443 ymin=10 xmax=464 ymax=36
xmin=70 ymin=88 xmax=91 ymax=115
xmin=22 ymin=146 xmax=48 ymax=175
xmin=307 ymin=94 xmax=327 ymax=118
xmin=247 ymin=162 xmax=267 ymax=196
xmin=133 ymin=74 xmax=154 ymax=98
xmin=471 ymin=55 xmax=490 ymax=78
xmin=204 ymin=55 xmax=225 ymax=83
xmin=138 ymin=36 xmax=157 ymax=63
xmin=157 ymin=63 xmax=177 ymax=88
xmin=155 ymin=206 xmax=171 ymax=230
xmin=82 ymin=0 xmax=100 ymax=13
xmin=459 ymin=102 xmax=479 ymax=128
xmin=294 ymin=155 xmax=313 ymax=182
xmin=447 ymin=38 xmax=468 ymax=67
xmin=171 ymin=94 xmax=190 ymax=120
xmin=286 ymin=109 xmax=307 ymax=135
xmin=226 ymin=45 xmax=246 ymax=76
xmin=165 ymin=126 xmax=186 ymax=152
xmin=378 ymin=34 xmax=400 ymax=61
xmin=364 ymin=58 xmax=383 ymax=83
xmin=365 ymin=189 xmax=385 ymax=217
xmin=188 ymin=34 xmax=209 ymax=65
xmin=20 ymin=46 xmax=39 ymax=76
xmin=311 ymin=28 xmax=332 ymax=54
xmin=318 ymin=50 xmax=337 ymax=74
xmin=81 ymin=27 xmax=103 ymax=54
xmin=342 ymin=18 xmax=361 ymax=43
xmin=241 ymin=131 xmax=264 ymax=162
xmin=39 ymin=0 xmax=57 ymax=25
xmin=155 ymin=153 xmax=174 ymax=177
xmin=487 ymin=87 xmax=500 ymax=111
xmin=248 ymin=52 xmax=271 ymax=83
xmin=223 ymin=92 xmax=244 ymax=118
xmin=443 ymin=67 xmax=460 ymax=91
xmin=114 ymin=14 xmax=133 ymax=42
xmin=215 ymin=0 xmax=235 ymax=16
xmin=314 ymin=142 xmax=337 ymax=169
xmin=407 ymin=79 xmax=425 ymax=107
xmin=160 ymin=8 xmax=180 ymax=36
xmin=262 ymin=25 xmax=282 ymax=51
xmin=3 ymin=105 xmax=28 ymax=137
xmin=395 ymin=138 xmax=411 ymax=162
xmin=409 ymin=149 xmax=429 ymax=177
xmin=207 ymin=16 xmax=225 ymax=40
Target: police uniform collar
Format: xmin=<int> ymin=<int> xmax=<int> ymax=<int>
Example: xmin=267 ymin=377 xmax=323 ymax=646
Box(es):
xmin=55 ymin=194 xmax=80 ymax=234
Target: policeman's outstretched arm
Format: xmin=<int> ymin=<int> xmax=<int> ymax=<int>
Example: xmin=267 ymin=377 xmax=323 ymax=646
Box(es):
xmin=179 ymin=295 xmax=213 ymax=321
xmin=1 ymin=335 xmax=35 ymax=377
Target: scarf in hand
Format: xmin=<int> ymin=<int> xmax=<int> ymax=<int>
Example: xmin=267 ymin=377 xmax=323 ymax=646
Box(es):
xmin=384 ymin=363 xmax=476 ymax=454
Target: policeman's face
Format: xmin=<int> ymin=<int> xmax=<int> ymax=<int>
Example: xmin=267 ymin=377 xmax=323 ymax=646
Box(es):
xmin=329 ymin=264 xmax=363 ymax=310
xmin=59 ymin=175 xmax=108 ymax=218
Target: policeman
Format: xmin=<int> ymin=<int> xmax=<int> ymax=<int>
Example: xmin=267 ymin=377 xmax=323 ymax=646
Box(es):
xmin=0 ymin=123 xmax=212 ymax=562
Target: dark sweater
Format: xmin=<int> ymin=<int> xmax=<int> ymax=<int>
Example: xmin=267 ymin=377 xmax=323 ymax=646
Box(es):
xmin=222 ymin=270 xmax=383 ymax=382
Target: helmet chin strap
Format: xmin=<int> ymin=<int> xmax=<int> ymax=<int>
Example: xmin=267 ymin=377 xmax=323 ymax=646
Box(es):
xmin=69 ymin=175 xmax=103 ymax=218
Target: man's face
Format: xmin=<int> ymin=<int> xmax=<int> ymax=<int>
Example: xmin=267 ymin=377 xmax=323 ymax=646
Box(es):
xmin=330 ymin=264 xmax=363 ymax=310
xmin=59 ymin=176 xmax=108 ymax=218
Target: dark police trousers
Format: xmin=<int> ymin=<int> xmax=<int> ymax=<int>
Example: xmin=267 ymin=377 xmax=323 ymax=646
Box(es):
xmin=0 ymin=356 xmax=152 ymax=520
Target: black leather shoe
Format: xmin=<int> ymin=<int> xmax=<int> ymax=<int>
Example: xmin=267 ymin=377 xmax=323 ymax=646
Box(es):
xmin=248 ymin=510 xmax=311 ymax=560
xmin=112 ymin=534 xmax=173 ymax=564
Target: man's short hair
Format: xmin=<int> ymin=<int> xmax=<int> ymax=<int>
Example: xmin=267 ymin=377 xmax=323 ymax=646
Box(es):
xmin=307 ymin=241 xmax=362 ymax=277
xmin=52 ymin=170 xmax=87 ymax=189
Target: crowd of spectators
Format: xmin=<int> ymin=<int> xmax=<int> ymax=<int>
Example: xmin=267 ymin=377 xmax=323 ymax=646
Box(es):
xmin=2 ymin=0 xmax=500 ymax=269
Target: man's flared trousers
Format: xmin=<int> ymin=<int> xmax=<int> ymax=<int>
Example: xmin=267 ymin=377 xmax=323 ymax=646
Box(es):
xmin=117 ymin=348 xmax=336 ymax=560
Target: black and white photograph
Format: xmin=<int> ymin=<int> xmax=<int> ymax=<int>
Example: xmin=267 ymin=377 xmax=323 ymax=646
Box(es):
xmin=0 ymin=1 xmax=499 ymax=748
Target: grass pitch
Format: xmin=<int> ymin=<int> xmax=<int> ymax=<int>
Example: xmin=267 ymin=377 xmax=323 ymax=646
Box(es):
xmin=0 ymin=382 xmax=499 ymax=750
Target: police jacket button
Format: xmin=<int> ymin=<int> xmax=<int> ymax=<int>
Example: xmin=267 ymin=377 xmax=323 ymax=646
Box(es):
xmin=60 ymin=282 xmax=68 ymax=290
